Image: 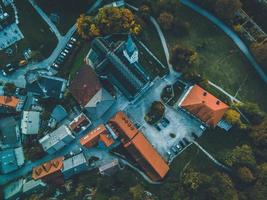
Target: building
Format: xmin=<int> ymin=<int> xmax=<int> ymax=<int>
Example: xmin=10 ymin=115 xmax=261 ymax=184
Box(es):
xmin=3 ymin=179 xmax=23 ymax=200
xmin=99 ymin=159 xmax=121 ymax=176
xmin=69 ymin=65 xmax=114 ymax=118
xmin=50 ymin=105 xmax=68 ymax=123
xmin=179 ymin=85 xmax=229 ymax=128
xmin=39 ymin=125 xmax=75 ymax=154
xmin=26 ymin=72 xmax=67 ymax=99
xmin=86 ymin=35 xmax=150 ymax=100
xmin=80 ymin=124 xmax=115 ymax=148
xmin=0 ymin=117 xmax=20 ymax=148
xmin=32 ymin=157 xmax=64 ymax=185
xmin=61 ymin=153 xmax=88 ymax=179
xmin=69 ymin=113 xmax=91 ymax=134
xmin=21 ymin=111 xmax=41 ymax=135
xmin=108 ymin=112 xmax=169 ymax=181
xmin=0 ymin=96 xmax=20 ymax=113
xmin=0 ymin=147 xmax=25 ymax=174
xmin=22 ymin=179 xmax=47 ymax=195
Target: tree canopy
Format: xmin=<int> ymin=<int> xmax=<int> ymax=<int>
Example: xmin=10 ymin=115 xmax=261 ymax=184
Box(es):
xmin=77 ymin=7 xmax=141 ymax=39
xmin=214 ymin=0 xmax=242 ymax=20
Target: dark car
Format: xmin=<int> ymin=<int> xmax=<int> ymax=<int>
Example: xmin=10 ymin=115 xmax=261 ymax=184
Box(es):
xmin=155 ymin=124 xmax=161 ymax=131
xmin=179 ymin=140 xmax=185 ymax=148
xmin=2 ymin=63 xmax=18 ymax=76
xmin=191 ymin=132 xmax=199 ymax=140
xmin=183 ymin=137 xmax=190 ymax=145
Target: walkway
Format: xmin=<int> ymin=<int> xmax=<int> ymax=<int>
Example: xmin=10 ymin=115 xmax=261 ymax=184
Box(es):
xmin=28 ymin=0 xmax=62 ymax=40
xmin=180 ymin=0 xmax=267 ymax=84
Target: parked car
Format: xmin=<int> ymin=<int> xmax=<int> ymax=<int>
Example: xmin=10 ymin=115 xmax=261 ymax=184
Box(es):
xmin=2 ymin=63 xmax=18 ymax=76
xmin=179 ymin=140 xmax=185 ymax=148
xmin=63 ymin=49 xmax=69 ymax=54
xmin=60 ymin=52 xmax=67 ymax=57
xmin=71 ymin=37 xmax=77 ymax=42
xmin=155 ymin=124 xmax=161 ymax=131
xmin=67 ymin=43 xmax=73 ymax=48
xmin=171 ymin=146 xmax=178 ymax=154
xmin=191 ymin=132 xmax=199 ymax=139
xmin=51 ymin=63 xmax=59 ymax=69
xmin=176 ymin=144 xmax=182 ymax=151
xmin=200 ymin=125 xmax=206 ymax=131
xmin=183 ymin=137 xmax=190 ymax=145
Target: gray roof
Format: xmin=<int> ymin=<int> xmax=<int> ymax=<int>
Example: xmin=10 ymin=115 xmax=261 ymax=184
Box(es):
xmin=62 ymin=153 xmax=87 ymax=173
xmin=3 ymin=179 xmax=23 ymax=200
xmin=21 ymin=111 xmax=41 ymax=135
xmin=22 ymin=179 xmax=46 ymax=194
xmin=0 ymin=117 xmax=19 ymax=147
xmin=0 ymin=147 xmax=24 ymax=174
xmin=51 ymin=105 xmax=68 ymax=122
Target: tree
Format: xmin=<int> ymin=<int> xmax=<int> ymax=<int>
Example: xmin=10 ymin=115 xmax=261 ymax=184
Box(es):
xmin=237 ymin=167 xmax=255 ymax=184
xmin=3 ymin=82 xmax=16 ymax=96
xmin=173 ymin=17 xmax=190 ymax=36
xmin=251 ymin=40 xmax=267 ymax=73
xmin=224 ymin=108 xmax=245 ymax=129
xmin=170 ymin=44 xmax=198 ymax=71
xmin=249 ymin=118 xmax=267 ymax=161
xmin=76 ymin=7 xmax=141 ymax=39
xmin=157 ymin=12 xmax=174 ymax=31
xmin=139 ymin=5 xmax=151 ymax=20
xmin=237 ymin=102 xmax=265 ymax=125
xmin=129 ymin=184 xmax=144 ymax=200
xmin=182 ymin=168 xmax=211 ymax=192
xmin=214 ymin=0 xmax=242 ymax=20
xmin=223 ymin=144 xmax=256 ymax=169
xmin=207 ymin=172 xmax=239 ymax=200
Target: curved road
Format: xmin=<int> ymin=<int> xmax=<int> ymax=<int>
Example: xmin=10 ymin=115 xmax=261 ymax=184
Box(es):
xmin=180 ymin=0 xmax=267 ymax=84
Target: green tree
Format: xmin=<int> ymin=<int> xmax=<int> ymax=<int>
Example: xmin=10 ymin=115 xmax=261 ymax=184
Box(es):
xmin=237 ymin=167 xmax=255 ymax=184
xmin=207 ymin=172 xmax=239 ymax=200
xmin=224 ymin=108 xmax=246 ymax=129
xmin=139 ymin=5 xmax=151 ymax=20
xmin=157 ymin=12 xmax=174 ymax=31
xmin=129 ymin=184 xmax=144 ymax=200
xmin=251 ymin=40 xmax=267 ymax=72
xmin=237 ymin=102 xmax=265 ymax=125
xmin=3 ymin=82 xmax=16 ymax=96
xmin=214 ymin=0 xmax=242 ymax=20
xmin=170 ymin=44 xmax=198 ymax=72
xmin=249 ymin=118 xmax=267 ymax=161
xmin=223 ymin=144 xmax=256 ymax=169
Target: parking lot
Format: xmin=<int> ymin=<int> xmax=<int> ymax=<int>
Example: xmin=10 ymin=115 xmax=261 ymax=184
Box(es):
xmin=125 ymin=78 xmax=204 ymax=161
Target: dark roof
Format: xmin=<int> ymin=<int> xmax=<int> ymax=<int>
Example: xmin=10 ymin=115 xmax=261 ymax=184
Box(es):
xmin=69 ymin=65 xmax=101 ymax=107
xmin=0 ymin=117 xmax=20 ymax=146
xmin=51 ymin=105 xmax=68 ymax=122
xmin=26 ymin=74 xmax=67 ymax=99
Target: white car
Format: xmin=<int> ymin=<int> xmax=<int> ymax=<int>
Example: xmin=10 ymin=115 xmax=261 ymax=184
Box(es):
xmin=71 ymin=37 xmax=77 ymax=42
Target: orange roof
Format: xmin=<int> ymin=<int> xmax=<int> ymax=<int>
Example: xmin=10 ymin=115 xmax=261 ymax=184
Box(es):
xmin=32 ymin=157 xmax=64 ymax=180
xmin=108 ymin=111 xmax=139 ymax=142
xmin=130 ymin=133 xmax=169 ymax=179
xmin=180 ymin=85 xmax=229 ymax=127
xmin=80 ymin=124 xmax=114 ymax=147
xmin=99 ymin=132 xmax=114 ymax=147
xmin=0 ymin=96 xmax=19 ymax=108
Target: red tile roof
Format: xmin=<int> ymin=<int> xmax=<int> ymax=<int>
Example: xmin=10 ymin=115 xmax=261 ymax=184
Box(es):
xmin=180 ymin=85 xmax=229 ymax=127
xmin=69 ymin=65 xmax=101 ymax=107
xmin=0 ymin=96 xmax=19 ymax=108
xmin=32 ymin=157 xmax=64 ymax=180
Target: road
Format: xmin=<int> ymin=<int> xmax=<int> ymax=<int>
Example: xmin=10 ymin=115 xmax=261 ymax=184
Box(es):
xmin=180 ymin=0 xmax=267 ymax=84
xmin=0 ymin=0 xmax=103 ymax=88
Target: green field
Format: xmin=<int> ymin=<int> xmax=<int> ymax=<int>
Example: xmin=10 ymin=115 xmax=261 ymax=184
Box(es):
xmin=164 ymin=5 xmax=267 ymax=111
xmin=36 ymin=0 xmax=95 ymax=35
xmin=0 ymin=0 xmax=57 ymax=66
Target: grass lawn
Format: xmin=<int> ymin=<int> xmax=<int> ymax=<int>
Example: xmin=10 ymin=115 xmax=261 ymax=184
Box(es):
xmin=0 ymin=0 xmax=57 ymax=66
xmin=36 ymin=0 xmax=95 ymax=35
xmin=165 ymin=5 xmax=267 ymax=112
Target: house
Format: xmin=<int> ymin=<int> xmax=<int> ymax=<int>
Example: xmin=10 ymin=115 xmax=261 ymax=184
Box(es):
xmin=51 ymin=105 xmax=68 ymax=123
xmin=86 ymin=35 xmax=150 ymax=100
xmin=179 ymin=85 xmax=229 ymax=128
xmin=80 ymin=124 xmax=115 ymax=148
xmin=61 ymin=153 xmax=88 ymax=179
xmin=25 ymin=72 xmax=67 ymax=99
xmin=0 ymin=96 xmax=20 ymax=113
xmin=0 ymin=117 xmax=20 ymax=148
xmin=3 ymin=179 xmax=23 ymax=200
xmin=69 ymin=65 xmax=114 ymax=119
xmin=99 ymin=159 xmax=121 ymax=176
xmin=21 ymin=111 xmax=41 ymax=135
xmin=32 ymin=157 xmax=64 ymax=184
xmin=69 ymin=113 xmax=91 ymax=134
xmin=108 ymin=112 xmax=169 ymax=181
xmin=22 ymin=179 xmax=47 ymax=195
xmin=0 ymin=147 xmax=25 ymax=174
xmin=39 ymin=125 xmax=75 ymax=154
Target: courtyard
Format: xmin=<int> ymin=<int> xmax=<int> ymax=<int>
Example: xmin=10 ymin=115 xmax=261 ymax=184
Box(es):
xmin=125 ymin=78 xmax=203 ymax=161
